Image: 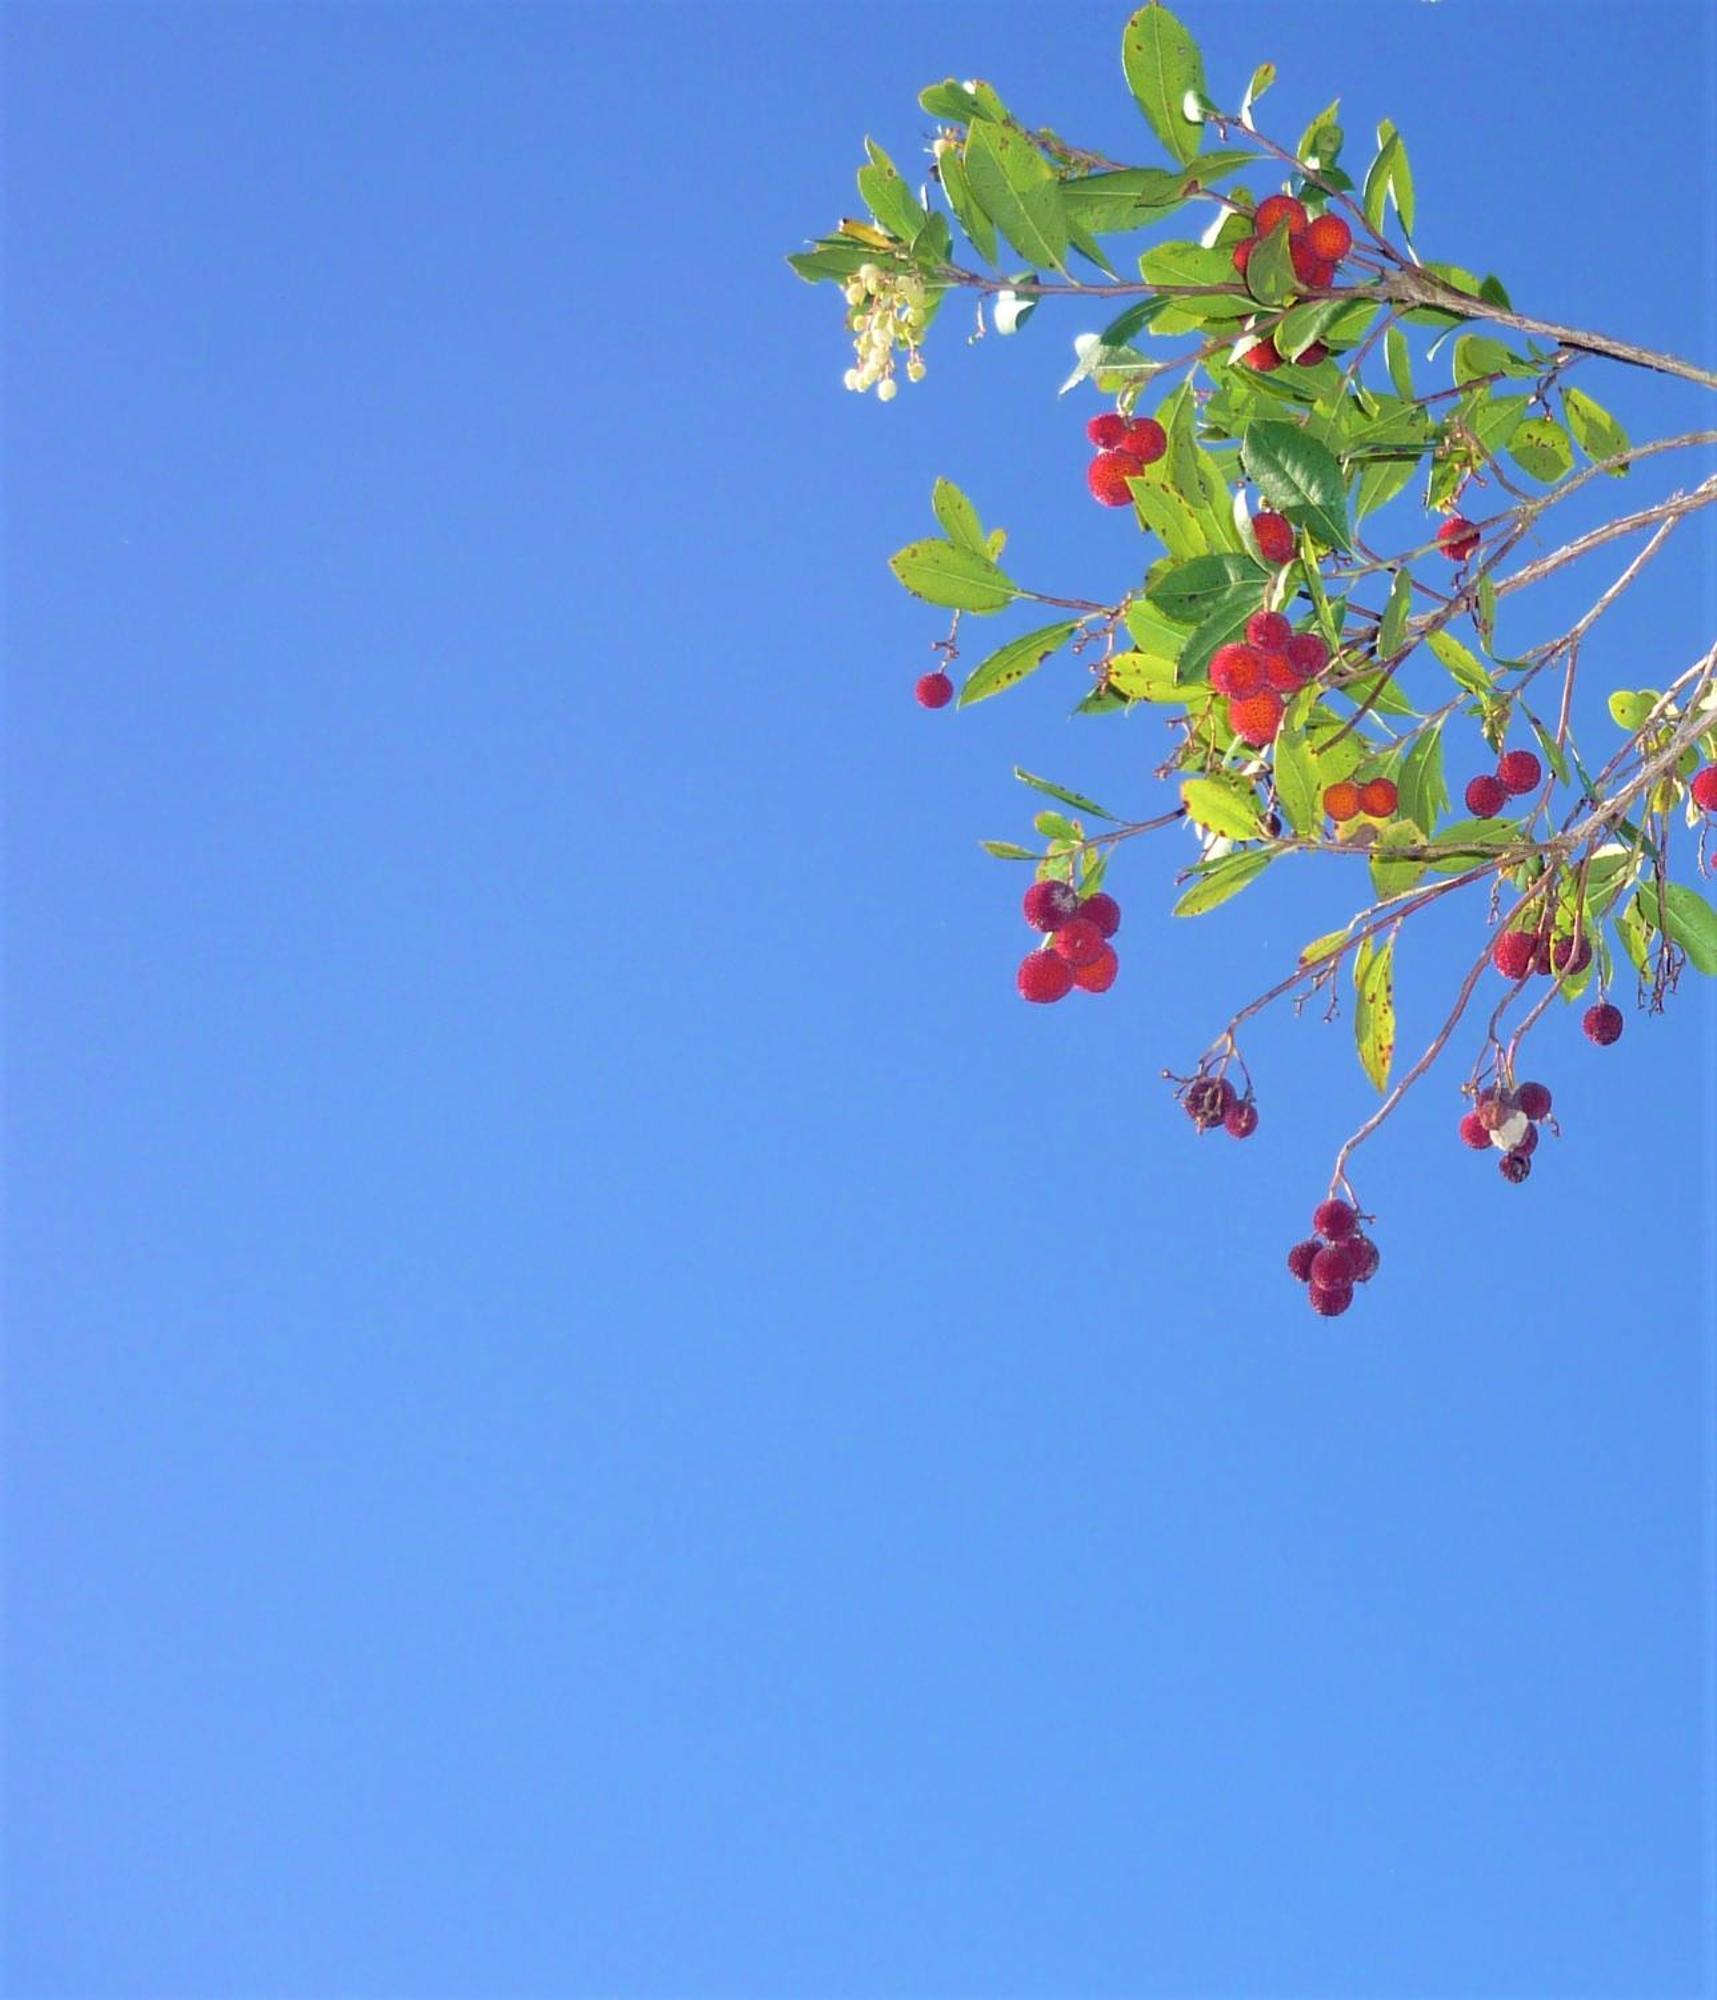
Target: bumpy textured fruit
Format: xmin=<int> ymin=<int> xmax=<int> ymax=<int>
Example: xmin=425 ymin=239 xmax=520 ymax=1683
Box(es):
xmin=1086 ymin=413 xmax=1128 ymax=449
xmin=1492 ymin=930 xmax=1536 ymax=980
xmin=1308 ymin=1284 xmax=1353 ymax=1318
xmin=1238 ymin=339 xmax=1282 ymax=373
xmin=1186 ymin=1076 xmax=1237 ymax=1128
xmin=1459 ymin=1111 xmax=1491 ymax=1150
xmin=1123 ymin=417 xmax=1167 ymax=464
xmin=1438 ymin=515 xmax=1482 ymax=561
xmin=1499 ymin=1149 xmax=1532 ymax=1184
xmin=1073 ymin=944 xmax=1118 ymax=993
xmin=1022 ymin=879 xmax=1079 ymax=932
xmin=1324 ymin=780 xmax=1361 ymax=823
xmin=1077 ymin=892 xmax=1121 ymax=938
xmin=1498 ymin=749 xmax=1542 ymax=795
xmin=1228 ymin=689 xmax=1284 ymax=746
xmin=1087 ymin=449 xmax=1144 ymax=507
xmin=1305 ymin=213 xmax=1352 ymax=262
xmin=1224 ymin=1100 xmax=1258 ymax=1140
xmin=1262 ymin=651 xmax=1299 ymax=693
xmin=1346 ymin=1235 xmax=1380 ymax=1283
xmin=1310 ymin=1244 xmax=1355 ymax=1289
xmin=1583 ymin=1002 xmax=1624 ymax=1046
xmin=1358 ymin=778 xmax=1398 ymax=818
xmin=1289 ymin=233 xmax=1324 ymax=287
xmin=1285 ymin=632 xmax=1330 ymax=679
xmin=915 ymin=671 xmax=953 ymax=709
xmin=1287 ymin=1239 xmax=1321 ymax=1283
xmin=1253 ymin=511 xmax=1295 ymax=564
xmin=1549 ymin=932 xmax=1592 ymax=975
xmin=1691 ymin=765 xmax=1717 ymax=812
xmin=1209 ymin=643 xmax=1265 ymax=698
xmin=1246 ymin=610 xmax=1293 ymax=651
xmin=1465 ymin=774 xmax=1508 ymax=818
xmin=1231 ymin=235 xmax=1256 ymax=275
xmin=1018 ymin=950 xmax=1073 ymax=1003
xmin=1051 ymin=917 xmax=1106 ymax=969
xmin=1515 ymin=1080 xmax=1552 ymax=1121
xmin=1312 ymin=1198 xmax=1357 ymax=1241
xmin=1255 ymin=194 xmax=1309 ymax=237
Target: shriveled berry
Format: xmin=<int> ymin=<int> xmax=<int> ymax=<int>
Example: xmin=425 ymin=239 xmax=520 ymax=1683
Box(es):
xmin=1438 ymin=515 xmax=1481 ymax=562
xmin=1583 ymin=1001 xmax=1624 ymax=1046
xmin=1246 ymin=610 xmax=1293 ymax=651
xmin=1238 ymin=338 xmax=1282 ymax=373
xmin=1123 ymin=417 xmax=1167 ymax=464
xmin=1185 ymin=1076 xmax=1237 ymax=1129
xmin=1050 ymin=917 xmax=1106 ymax=969
xmin=1284 ymin=631 xmax=1329 ymax=680
xmin=1228 ymin=689 xmax=1284 ymax=746
xmin=1465 ymin=774 xmax=1508 ymax=818
xmin=1312 ymin=1198 xmax=1357 ymax=1241
xmin=1346 ymin=1234 xmax=1379 ymax=1283
xmin=1459 ymin=1111 xmax=1491 ymax=1150
xmin=915 ymin=671 xmax=953 ymax=709
xmin=1022 ymin=880 xmax=1079 ymax=932
xmin=1086 ymin=413 xmax=1128 ymax=449
xmin=1224 ymin=1100 xmax=1258 ymax=1140
xmin=1358 ymin=778 xmax=1398 ymax=818
xmin=1209 ymin=643 xmax=1265 ymax=698
xmin=1310 ymin=1244 xmax=1355 ymax=1289
xmin=1492 ymin=930 xmax=1536 ymax=980
xmin=1018 ymin=950 xmax=1073 ymax=1003
xmin=1087 ymin=449 xmax=1144 ymax=508
xmin=1499 ymin=1149 xmax=1532 ymax=1184
xmin=1255 ymin=194 xmax=1309 ymax=237
xmin=1253 ymin=511 xmax=1295 ymax=564
xmin=1498 ymin=749 xmax=1542 ymax=795
xmin=1308 ymin=1284 xmax=1353 ymax=1317
xmin=1474 ymin=1088 xmax=1514 ymax=1132
xmin=1073 ymin=944 xmax=1118 ymax=993
xmin=1513 ymin=1121 xmax=1539 ymax=1158
xmin=1305 ymin=213 xmax=1352 ymax=263
xmin=1515 ymin=1080 xmax=1552 ymax=1120
xmin=1324 ymin=780 xmax=1361 ymax=823
xmin=1691 ymin=765 xmax=1717 ymax=812
xmin=1077 ymin=892 xmax=1121 ymax=938
xmin=1287 ymin=1238 xmax=1321 ymax=1283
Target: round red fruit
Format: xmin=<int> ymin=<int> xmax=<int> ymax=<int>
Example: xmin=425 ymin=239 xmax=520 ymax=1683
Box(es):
xmin=1498 ymin=749 xmax=1542 ymax=795
xmin=1238 ymin=339 xmax=1282 ymax=373
xmin=1583 ymin=1001 xmax=1624 ymax=1046
xmin=1358 ymin=778 xmax=1398 ymax=818
xmin=914 ymin=671 xmax=953 ymax=709
xmin=1499 ymin=1149 xmax=1532 ymax=1184
xmin=1324 ymin=780 xmax=1361 ymax=823
xmin=1516 ymin=1080 xmax=1552 ymax=1121
xmin=1246 ymin=610 xmax=1293 ymax=651
xmin=1289 ymin=234 xmax=1325 ymax=287
xmin=1285 ymin=632 xmax=1329 ymax=680
xmin=1691 ymin=765 xmax=1717 ymax=812
xmin=1255 ymin=194 xmax=1309 ymax=237
xmin=1253 ymin=511 xmax=1296 ymax=564
xmin=1087 ymin=449 xmax=1144 ymax=508
xmin=1549 ymin=933 xmax=1591 ymax=975
xmin=1077 ymin=892 xmax=1121 ymax=938
xmin=1018 ymin=950 xmax=1073 ymax=1004
xmin=1465 ymin=774 xmax=1508 ymax=818
xmin=1262 ymin=651 xmax=1299 ymax=693
xmin=1312 ymin=1198 xmax=1357 ymax=1240
xmin=1308 ymin=1284 xmax=1353 ymax=1317
xmin=1287 ymin=1239 xmax=1321 ymax=1283
xmin=1438 ymin=515 xmax=1481 ymax=562
xmin=1346 ymin=1235 xmax=1380 ymax=1282
xmin=1228 ymin=690 xmax=1284 ymax=746
xmin=1231 ymin=236 xmax=1257 ymax=275
xmin=1073 ymin=944 xmax=1118 ymax=993
xmin=1305 ymin=213 xmax=1352 ymax=263
xmin=1224 ymin=1100 xmax=1258 ymax=1139
xmin=1492 ymin=930 xmax=1536 ymax=980
xmin=1209 ymin=644 xmax=1265 ymax=698
xmin=1310 ymin=1244 xmax=1355 ymax=1289
xmin=1185 ymin=1076 xmax=1237 ymax=1129
xmin=1086 ymin=413 xmax=1128 ymax=449
xmin=1022 ymin=879 xmax=1079 ymax=932
xmin=1459 ymin=1111 xmax=1490 ymax=1150
xmin=1124 ymin=417 xmax=1167 ymax=464
xmin=1051 ymin=917 xmax=1106 ymax=969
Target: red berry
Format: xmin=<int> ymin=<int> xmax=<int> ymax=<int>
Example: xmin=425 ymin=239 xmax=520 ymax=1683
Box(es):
xmin=1465 ymin=774 xmax=1508 ymax=818
xmin=1209 ymin=643 xmax=1265 ymax=698
xmin=1459 ymin=1111 xmax=1491 ymax=1150
xmin=1308 ymin=1284 xmax=1353 ymax=1318
xmin=1123 ymin=417 xmax=1167 ymax=464
xmin=1246 ymin=610 xmax=1292 ymax=651
xmin=1297 ymin=341 xmax=1331 ymax=365
xmin=914 ymin=671 xmax=953 ymax=709
xmin=1284 ymin=631 xmax=1329 ymax=680
xmin=1228 ymin=689 xmax=1284 ymax=746
xmin=1498 ymin=749 xmax=1542 ymax=795
xmin=1289 ymin=234 xmax=1327 ymax=288
xmin=1018 ymin=950 xmax=1073 ymax=1003
xmin=1224 ymin=1100 xmax=1258 ymax=1139
xmin=1310 ymin=1244 xmax=1355 ymax=1289
xmin=1051 ymin=917 xmax=1106 ymax=969
xmin=1185 ymin=1076 xmax=1237 ymax=1129
xmin=1253 ymin=511 xmax=1295 ymax=564
xmin=1324 ymin=780 xmax=1361 ymax=823
xmin=1287 ymin=1238 xmax=1321 ymax=1283
xmin=1077 ymin=892 xmax=1121 ymax=938
xmin=1305 ymin=213 xmax=1352 ymax=263
xmin=1513 ymin=1121 xmax=1539 ymax=1158
xmin=1358 ymin=778 xmax=1398 ymax=818
xmin=1515 ymin=1080 xmax=1552 ymax=1121
xmin=1231 ymin=235 xmax=1257 ymax=275
xmin=1549 ymin=932 xmax=1592 ymax=975
xmin=1022 ymin=880 xmax=1079 ymax=932
xmin=1262 ymin=651 xmax=1299 ymax=693
xmin=1087 ymin=449 xmax=1144 ymax=508
xmin=1691 ymin=765 xmax=1717 ymax=812
xmin=1238 ymin=338 xmax=1282 ymax=373
xmin=1583 ymin=1002 xmax=1624 ymax=1046
xmin=1346 ymin=1234 xmax=1380 ymax=1282
xmin=1492 ymin=930 xmax=1536 ymax=980
xmin=1086 ymin=413 xmax=1128 ymax=448
xmin=1438 ymin=515 xmax=1481 ymax=562
xmin=1312 ymin=1198 xmax=1357 ymax=1240
xmin=1073 ymin=944 xmax=1118 ymax=993
xmin=1499 ymin=1149 xmax=1532 ymax=1184
xmin=1255 ymin=194 xmax=1309 ymax=237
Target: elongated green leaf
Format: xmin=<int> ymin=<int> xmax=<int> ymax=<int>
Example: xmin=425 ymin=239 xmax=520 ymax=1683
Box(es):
xmin=958 ymin=619 xmax=1076 ymax=704
xmin=1181 ymin=774 xmax=1265 ymax=840
xmin=858 ymin=140 xmax=927 ymax=244
xmin=1129 ymin=472 xmax=1211 ymax=560
xmin=931 ymin=478 xmax=986 ymax=556
xmin=963 ymin=122 xmax=1069 ymax=272
xmin=1394 ymin=724 xmax=1448 ymax=837
xmin=1014 ymin=767 xmax=1118 ymax=821
xmin=1147 ymin=552 xmax=1265 ymax=623
xmin=890 ymin=538 xmax=1019 ymax=613
xmin=1122 ymin=4 xmax=1207 ymax=167
xmin=980 ymin=840 xmax=1036 ymax=860
xmin=936 ymin=149 xmax=997 ymax=264
xmin=1661 ymin=883 xmax=1717 ymax=974
xmin=1427 ymin=629 xmax=1494 ymax=695
xmin=1354 ymin=457 xmax=1419 ymax=521
xmin=1563 ymin=386 xmax=1631 ymax=473
xmin=1242 ymin=420 xmax=1351 ymax=550
xmin=1422 ymin=818 xmax=1517 ymax=872
xmin=1271 ymin=711 xmax=1323 ymax=837
xmin=1106 ymin=649 xmax=1182 ymax=702
xmin=1245 ymin=221 xmax=1298 ymax=306
xmin=1353 ymin=936 xmax=1396 ymax=1091
xmin=1378 ymin=567 xmax=1413 ymax=660
xmin=1173 ymin=847 xmax=1272 ymax=916
xmin=1508 ymin=416 xmax=1574 ymax=483
xmin=1385 ymin=326 xmax=1414 ymax=399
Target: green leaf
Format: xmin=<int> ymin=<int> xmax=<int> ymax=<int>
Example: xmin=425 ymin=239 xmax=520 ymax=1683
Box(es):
xmin=1378 ymin=567 xmax=1413 ymax=661
xmin=1370 ymin=836 xmax=1427 ymax=901
xmin=1661 ymin=883 xmax=1717 ymax=974
xmin=1353 ymin=936 xmax=1396 ymax=1091
xmin=1394 ymin=724 xmax=1448 ymax=837
xmin=858 ymin=140 xmax=927 ymax=244
xmin=957 ymin=619 xmax=1076 ymax=704
xmin=1507 ymin=416 xmax=1574 ymax=483
xmin=1427 ymin=629 xmax=1494 ymax=696
xmin=1179 ymin=589 xmax=1259 ymax=680
xmin=1474 ymin=575 xmax=1499 ymax=648
xmin=1422 ymin=818 xmax=1517 ymax=872
xmin=1147 ymin=552 xmax=1265 ymax=623
xmin=1609 ymin=688 xmax=1661 ymax=730
xmin=918 ymin=78 xmax=1009 ymax=123
xmin=1271 ymin=710 xmax=1323 ymax=837
xmin=981 ymin=840 xmax=1037 ymax=860
xmin=1034 ymin=809 xmax=1078 ymax=841
xmin=1244 ymin=221 xmax=1298 ymax=307
xmin=931 ymin=478 xmax=987 ymax=556
xmin=1060 ymin=156 xmax=1252 ymax=233
xmin=1563 ymin=386 xmax=1631 ymax=473
xmin=1353 ymin=456 xmax=1419 ymax=521
xmin=1241 ymin=420 xmax=1351 ymax=550
xmin=1362 ymin=130 xmax=1402 ymax=232
xmin=1014 ymin=767 xmax=1118 ymax=822
xmin=1173 ymin=848 xmax=1272 ymax=916
xmin=963 ymin=122 xmax=1069 ymax=273
xmin=1452 ymin=333 xmax=1514 ymax=384
xmin=936 ymin=149 xmax=997 ymax=264
xmin=1296 ymin=96 xmax=1342 ymax=166
xmin=1121 ymin=3 xmax=1207 ymax=167
xmin=1181 ymin=773 xmax=1265 ymax=840
xmin=1129 ymin=471 xmax=1211 ymax=561
xmin=1300 ymin=926 xmax=1354 ymax=967
xmin=1385 ymin=326 xmax=1414 ymax=399
xmin=1106 ymin=649 xmax=1182 ymax=702
xmin=890 ymin=538 xmax=1019 ymax=614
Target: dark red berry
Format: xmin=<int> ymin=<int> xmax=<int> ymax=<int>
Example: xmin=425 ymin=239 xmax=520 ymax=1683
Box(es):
xmin=1692 ymin=765 xmax=1717 ymax=812
xmin=1087 ymin=449 xmax=1145 ymax=508
xmin=1516 ymin=1081 xmax=1552 ymax=1120
xmin=1459 ymin=1111 xmax=1490 ymax=1150
xmin=1310 ymin=1244 xmax=1355 ymax=1289
xmin=1549 ymin=933 xmax=1592 ymax=975
xmin=1312 ymin=1198 xmax=1357 ymax=1241
xmin=1583 ymin=1002 xmax=1624 ymax=1046
xmin=1492 ymin=931 xmax=1536 ymax=980
xmin=1253 ymin=511 xmax=1295 ymax=564
xmin=1086 ymin=413 xmax=1128 ymax=449
xmin=1022 ymin=880 xmax=1079 ymax=932
xmin=1513 ymin=1121 xmax=1539 ymax=1157
xmin=1285 ymin=632 xmax=1329 ymax=680
xmin=1077 ymin=892 xmax=1121 ymax=938
xmin=1498 ymin=749 xmax=1542 ymax=795
xmin=914 ymin=671 xmax=953 ymax=709
xmin=1209 ymin=644 xmax=1265 ymax=698
xmin=1287 ymin=1238 xmax=1321 ymax=1283
xmin=1308 ymin=1284 xmax=1353 ymax=1317
xmin=1073 ymin=945 xmax=1119 ymax=994
xmin=1185 ymin=1076 xmax=1237 ymax=1129
xmin=1224 ymin=1100 xmax=1258 ymax=1140
xmin=1050 ymin=916 xmax=1106 ymax=969
xmin=1123 ymin=417 xmax=1167 ymax=464
xmin=1245 ymin=610 xmax=1292 ymax=651
xmin=1438 ymin=516 xmax=1481 ymax=562
xmin=1346 ymin=1235 xmax=1379 ymax=1283
xmin=1499 ymin=1149 xmax=1532 ymax=1184
xmin=1465 ymin=774 xmax=1508 ymax=818
xmin=1018 ymin=950 xmax=1073 ymax=1003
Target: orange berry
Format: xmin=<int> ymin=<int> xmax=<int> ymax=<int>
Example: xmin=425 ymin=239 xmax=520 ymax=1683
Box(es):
xmin=1324 ymin=781 xmax=1361 ymax=823
xmin=1358 ymin=778 xmax=1398 ymax=818
xmin=1255 ymin=195 xmax=1309 ymax=237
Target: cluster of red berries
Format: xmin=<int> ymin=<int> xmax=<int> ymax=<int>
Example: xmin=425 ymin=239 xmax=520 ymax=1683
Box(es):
xmin=1436 ymin=515 xmax=1481 ymax=563
xmin=1692 ymin=765 xmax=1717 ymax=812
xmin=1464 ymin=748 xmax=1541 ymax=818
xmin=1209 ymin=611 xmax=1331 ymax=746
xmin=1229 ymin=196 xmax=1351 ymax=373
xmin=1491 ymin=919 xmax=1590 ymax=982
xmin=1086 ymin=411 xmax=1168 ymax=508
xmin=1459 ymin=1078 xmax=1553 ymax=1184
xmin=1179 ymin=1071 xmax=1258 ymax=1140
xmin=1285 ymin=1199 xmax=1378 ymax=1317
xmin=1324 ymin=776 xmax=1397 ymax=822
xmin=1016 ymin=879 xmax=1122 ymax=1002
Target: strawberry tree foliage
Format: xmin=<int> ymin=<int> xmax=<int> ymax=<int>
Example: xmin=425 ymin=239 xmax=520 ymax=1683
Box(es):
xmin=789 ymin=4 xmax=1717 ymax=1315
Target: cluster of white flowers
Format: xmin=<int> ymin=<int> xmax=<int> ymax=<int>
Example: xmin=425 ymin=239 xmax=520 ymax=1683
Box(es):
xmin=841 ymin=262 xmax=929 ymax=402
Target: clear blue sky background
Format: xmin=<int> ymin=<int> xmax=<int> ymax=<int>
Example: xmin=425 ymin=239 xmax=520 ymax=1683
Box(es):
xmin=6 ymin=3 xmax=1716 ymax=1994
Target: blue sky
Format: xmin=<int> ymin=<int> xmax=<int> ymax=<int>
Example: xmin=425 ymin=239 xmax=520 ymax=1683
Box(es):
xmin=5 ymin=3 xmax=1715 ymax=1993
